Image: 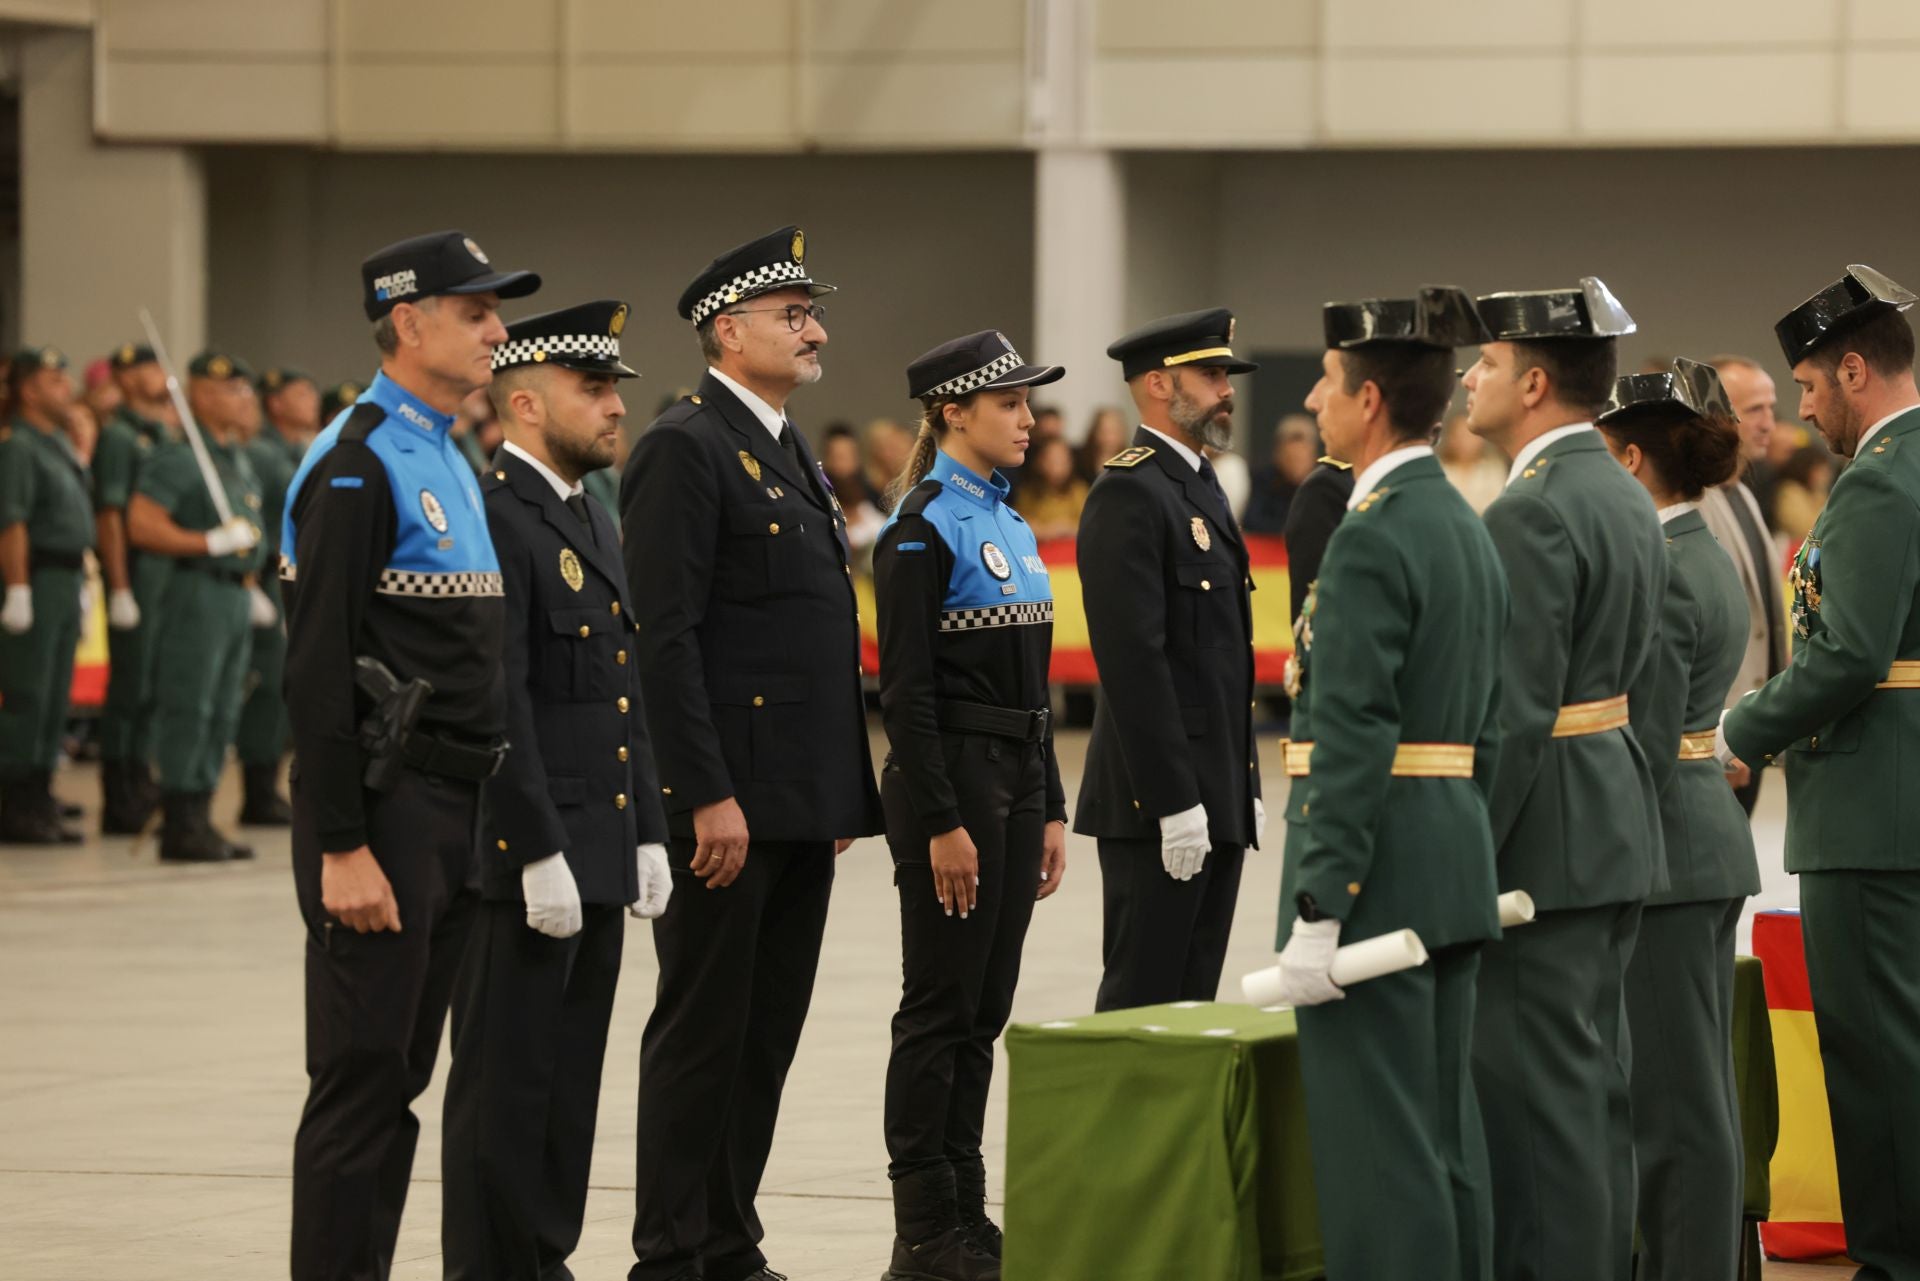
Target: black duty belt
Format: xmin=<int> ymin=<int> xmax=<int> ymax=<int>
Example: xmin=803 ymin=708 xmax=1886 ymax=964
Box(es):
xmin=936 ymin=699 xmax=1052 ymax=744
xmin=182 ymin=560 xmax=250 ymax=586
xmin=29 ymin=549 xmax=84 ymax=572
xmin=399 ymin=730 xmax=508 ymax=782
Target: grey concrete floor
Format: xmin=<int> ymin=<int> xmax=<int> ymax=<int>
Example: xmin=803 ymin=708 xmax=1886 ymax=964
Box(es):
xmin=0 ymin=725 xmax=1844 ymax=1279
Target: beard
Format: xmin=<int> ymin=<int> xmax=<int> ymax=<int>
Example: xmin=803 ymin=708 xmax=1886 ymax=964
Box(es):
xmin=548 ymin=424 xmax=616 ymax=478
xmin=793 ymin=347 xmax=824 ymax=385
xmin=1171 ymin=385 xmax=1234 ymax=451
xmin=1810 ymin=396 xmax=1860 ymax=457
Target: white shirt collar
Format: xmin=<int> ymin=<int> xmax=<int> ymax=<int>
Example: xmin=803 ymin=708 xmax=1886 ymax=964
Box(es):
xmin=1139 ymin=424 xmax=1202 ymax=473
xmin=1505 ymin=421 xmax=1594 ymax=487
xmin=502 ymin=439 xmax=582 ymax=501
xmin=1657 ymin=500 xmax=1697 ymax=525
xmin=708 ymin=366 xmax=788 ymax=441
xmin=1857 ymin=404 xmax=1920 ymax=457
xmin=1346 ymin=444 xmax=1433 ymax=510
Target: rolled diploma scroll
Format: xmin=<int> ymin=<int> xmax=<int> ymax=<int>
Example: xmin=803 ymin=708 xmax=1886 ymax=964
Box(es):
xmin=1240 ymin=892 xmax=1537 ymax=1007
xmin=1240 ymin=929 xmax=1428 ymax=1006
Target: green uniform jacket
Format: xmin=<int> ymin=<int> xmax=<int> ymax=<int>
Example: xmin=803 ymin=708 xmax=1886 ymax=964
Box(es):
xmin=1724 ymin=404 xmax=1920 ymax=873
xmin=1482 ymin=429 xmax=1671 ymax=910
xmin=0 ymin=420 xmax=95 ymax=553
xmin=244 ymin=435 xmax=297 ymax=582
xmin=1279 ymin=454 xmax=1510 ymax=949
xmin=92 ymin=408 xmax=165 ymax=513
xmin=1644 ymin=508 xmax=1761 ymax=905
xmin=135 ymin=438 xmax=266 ymax=577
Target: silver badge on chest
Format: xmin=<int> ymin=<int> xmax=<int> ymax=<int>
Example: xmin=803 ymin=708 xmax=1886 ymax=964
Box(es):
xmin=981 ymin=541 xmax=1013 ymax=581
xmin=420 ymin=489 xmax=449 ymax=534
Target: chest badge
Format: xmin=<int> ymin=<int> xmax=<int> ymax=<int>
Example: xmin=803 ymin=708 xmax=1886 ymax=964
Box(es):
xmin=981 ymin=541 xmax=1013 ymax=581
xmin=1191 ymin=516 xmax=1212 ymax=551
xmin=1789 ymin=538 xmax=1822 ymax=639
xmin=739 ymin=451 xmax=762 ymax=483
xmin=559 ymin=548 xmax=584 ymax=592
xmin=420 ymin=489 xmax=450 ymax=534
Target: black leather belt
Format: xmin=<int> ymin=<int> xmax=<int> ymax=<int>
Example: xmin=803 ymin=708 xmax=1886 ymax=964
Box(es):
xmin=937 ymin=699 xmax=1052 ymax=743
xmin=29 ymin=549 xmax=84 ymax=572
xmin=400 ymin=731 xmax=508 ymax=782
xmin=183 ymin=560 xmax=249 ymax=586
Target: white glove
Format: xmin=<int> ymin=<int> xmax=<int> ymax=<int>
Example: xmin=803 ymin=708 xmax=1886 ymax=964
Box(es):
xmin=76 ymin=581 xmax=93 ymax=623
xmin=1273 ymin=916 xmax=1346 ymax=1007
xmin=0 ymin=584 xmax=31 ymax=634
xmin=204 ymin=517 xmax=260 ymax=558
xmin=1159 ymin=803 xmax=1211 ymax=881
xmin=629 ymin=842 xmax=674 ymax=919
xmin=521 ymin=851 xmax=583 ymax=939
xmin=1254 ymin=797 xmax=1267 ymax=849
xmin=247 ymin=585 xmax=279 ymax=627
xmin=107 ymin=588 xmax=141 ymax=630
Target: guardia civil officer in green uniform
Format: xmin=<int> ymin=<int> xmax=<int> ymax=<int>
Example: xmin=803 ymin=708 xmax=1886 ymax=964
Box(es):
xmin=92 ymin=343 xmax=174 ymax=832
xmin=1462 ymin=278 xmax=1670 ymax=1281
xmin=234 ymin=369 xmax=300 ymax=825
xmin=875 ymin=331 xmax=1071 ymax=1281
xmin=1272 ymin=288 xmax=1506 ymax=1281
xmin=1720 ymin=265 xmax=1920 ymax=1281
xmin=0 ymin=346 xmax=91 ymax=845
xmin=128 ymin=352 xmax=268 ymax=862
xmin=1075 ymin=309 xmax=1263 ymax=1012
xmin=1594 ymin=360 xmax=1758 ymax=1281
xmin=318 ymin=379 xmax=363 ymax=427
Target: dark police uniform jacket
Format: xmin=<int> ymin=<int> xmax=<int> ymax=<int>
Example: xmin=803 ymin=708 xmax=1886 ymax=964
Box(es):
xmin=1073 ymin=428 xmax=1261 ymax=846
xmin=282 ymin=372 xmax=506 ymax=851
xmin=479 ymin=447 xmax=668 ymax=905
xmin=620 ymin=370 xmax=882 ymax=842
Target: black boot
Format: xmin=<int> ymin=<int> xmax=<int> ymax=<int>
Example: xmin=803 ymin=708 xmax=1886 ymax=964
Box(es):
xmin=202 ymin=793 xmax=254 ymax=861
xmin=239 ymin=763 xmax=292 ymax=827
xmin=100 ymin=761 xmax=156 ymax=835
xmin=158 ymin=791 xmax=230 ymax=862
xmin=0 ymin=778 xmax=68 ymax=845
xmin=883 ymin=1165 xmax=1000 ymax=1281
xmin=133 ymin=759 xmax=160 ymax=812
xmin=31 ymin=770 xmax=83 ymax=842
xmin=951 ymin=1156 xmax=1002 ymax=1261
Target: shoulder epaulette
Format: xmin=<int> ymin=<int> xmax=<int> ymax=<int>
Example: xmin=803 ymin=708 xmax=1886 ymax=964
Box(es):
xmin=339 ymin=401 xmax=387 ymax=444
xmin=1350 ymin=484 xmax=1400 ymax=515
xmin=1317 ymin=455 xmax=1353 ymax=472
xmin=898 ymin=477 xmax=945 ymax=518
xmin=1862 ymin=431 xmax=1901 ymax=461
xmin=1105 ymin=445 xmax=1155 ymax=469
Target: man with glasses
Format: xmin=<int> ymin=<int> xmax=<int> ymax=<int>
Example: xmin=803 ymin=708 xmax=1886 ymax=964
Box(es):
xmin=621 ymin=225 xmax=882 ymax=1281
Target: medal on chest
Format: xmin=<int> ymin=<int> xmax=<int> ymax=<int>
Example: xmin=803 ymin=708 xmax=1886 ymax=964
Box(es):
xmin=1285 ymin=581 xmax=1318 ymax=700
xmin=1788 ymin=538 xmax=1822 ymax=640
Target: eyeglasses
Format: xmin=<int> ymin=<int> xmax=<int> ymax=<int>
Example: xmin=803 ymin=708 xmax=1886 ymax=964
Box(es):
xmin=721 ymin=303 xmax=827 ymax=332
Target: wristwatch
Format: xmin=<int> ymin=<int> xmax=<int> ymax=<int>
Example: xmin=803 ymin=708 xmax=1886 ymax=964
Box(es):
xmin=1296 ymin=892 xmax=1325 ymax=923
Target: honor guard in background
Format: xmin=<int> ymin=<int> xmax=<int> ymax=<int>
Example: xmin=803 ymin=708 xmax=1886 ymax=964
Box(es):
xmin=874 ymin=332 xmax=1071 ymax=1281
xmin=1273 ymin=289 xmax=1506 ymax=1281
xmin=236 ymin=372 xmax=295 ymax=825
xmin=1462 ymin=278 xmax=1670 ymax=1281
xmin=92 ymin=343 xmax=173 ymax=833
xmin=1281 ymin=455 xmax=1354 ymax=624
xmin=1596 ymin=361 xmax=1758 ymax=1281
xmin=1720 ymin=265 xmax=1920 ymax=1281
xmin=621 ymin=226 xmax=883 ymax=1281
xmin=127 ymin=352 xmax=268 ymax=862
xmin=319 ymin=379 xmax=362 ymax=427
xmin=442 ymin=300 xmax=673 ymax=1281
xmin=259 ymin=366 xmax=319 ymax=466
xmin=0 ymin=347 xmax=91 ymax=844
xmin=280 ymin=231 xmax=537 ymax=1281
xmin=1075 ymin=309 xmax=1263 ymax=1011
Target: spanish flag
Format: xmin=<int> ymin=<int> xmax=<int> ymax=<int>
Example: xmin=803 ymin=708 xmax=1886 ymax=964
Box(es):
xmin=1753 ymin=909 xmax=1849 ymax=1260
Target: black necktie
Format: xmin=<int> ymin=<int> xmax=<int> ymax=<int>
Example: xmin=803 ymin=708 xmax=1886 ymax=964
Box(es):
xmin=565 ymin=492 xmax=594 ymax=543
xmin=778 ymin=421 xmax=803 ymax=469
xmin=1197 ymin=457 xmax=1234 ymax=525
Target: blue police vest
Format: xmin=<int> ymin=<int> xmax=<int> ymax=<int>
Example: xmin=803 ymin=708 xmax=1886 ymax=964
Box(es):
xmin=282 ymin=371 xmax=500 ymax=590
xmin=884 ymin=448 xmax=1052 ymax=621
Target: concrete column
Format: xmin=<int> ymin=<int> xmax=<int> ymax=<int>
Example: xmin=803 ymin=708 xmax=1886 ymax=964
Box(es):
xmin=1033 ymin=147 xmax=1126 ymax=439
xmin=20 ymin=28 xmax=205 ymax=361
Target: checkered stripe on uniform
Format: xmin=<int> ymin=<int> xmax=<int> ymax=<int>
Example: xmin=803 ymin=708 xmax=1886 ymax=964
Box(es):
xmin=376 ymin=569 xmax=505 ymax=598
xmin=491 ymin=333 xmax=620 ymax=370
xmin=939 ymin=601 xmax=1053 ymax=632
xmin=925 ymin=350 xmax=1024 ymax=399
xmin=689 ymin=260 xmax=810 ymax=325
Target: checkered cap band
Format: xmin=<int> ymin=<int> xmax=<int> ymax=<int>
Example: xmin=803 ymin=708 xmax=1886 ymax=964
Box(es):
xmin=939 ymin=601 xmax=1053 ymax=632
xmin=690 ymin=260 xmax=811 ymax=325
xmin=925 ymin=350 xmax=1025 ymax=400
xmin=376 ymin=569 xmax=505 ymax=598
xmin=492 ymin=333 xmax=621 ymax=370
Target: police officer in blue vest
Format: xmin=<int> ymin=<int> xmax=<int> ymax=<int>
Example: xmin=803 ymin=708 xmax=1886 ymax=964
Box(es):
xmin=280 ymin=230 xmax=538 ymax=1281
xmin=874 ymin=331 xmax=1071 ymax=1281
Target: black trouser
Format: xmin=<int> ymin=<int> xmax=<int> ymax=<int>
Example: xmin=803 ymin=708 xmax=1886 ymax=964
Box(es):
xmin=629 ymin=838 xmax=835 ymax=1281
xmin=443 ymin=899 xmax=626 ymax=1281
xmin=290 ymin=766 xmax=480 ymax=1281
xmin=1624 ymin=897 xmax=1745 ymax=1281
xmin=1093 ymin=836 xmax=1245 ymax=1011
xmin=882 ymin=732 xmax=1046 ymax=1177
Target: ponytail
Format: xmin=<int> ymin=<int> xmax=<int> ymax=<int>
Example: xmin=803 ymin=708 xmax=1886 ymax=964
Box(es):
xmin=887 ymin=395 xmax=964 ymax=510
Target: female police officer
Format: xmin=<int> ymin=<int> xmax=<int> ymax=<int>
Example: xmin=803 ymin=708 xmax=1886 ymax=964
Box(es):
xmin=873 ymin=331 xmax=1070 ymax=1281
xmin=1596 ymin=358 xmax=1759 ymax=1281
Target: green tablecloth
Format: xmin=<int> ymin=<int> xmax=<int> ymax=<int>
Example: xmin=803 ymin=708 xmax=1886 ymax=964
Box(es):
xmin=1004 ymin=956 xmax=1777 ymax=1281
